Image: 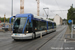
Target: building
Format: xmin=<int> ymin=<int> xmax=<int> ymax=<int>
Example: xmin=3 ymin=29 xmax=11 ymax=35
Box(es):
xmin=54 ymin=14 xmax=63 ymax=25
xmin=62 ymin=19 xmax=67 ymax=25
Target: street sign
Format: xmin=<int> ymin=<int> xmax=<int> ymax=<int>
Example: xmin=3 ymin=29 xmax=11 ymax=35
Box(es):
xmin=68 ymin=20 xmax=72 ymax=23
xmin=68 ymin=20 xmax=73 ymax=38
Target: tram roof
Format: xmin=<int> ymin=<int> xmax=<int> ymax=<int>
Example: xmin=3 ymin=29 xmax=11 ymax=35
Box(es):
xmin=16 ymin=13 xmax=55 ymax=23
xmin=16 ymin=13 xmax=33 ymax=18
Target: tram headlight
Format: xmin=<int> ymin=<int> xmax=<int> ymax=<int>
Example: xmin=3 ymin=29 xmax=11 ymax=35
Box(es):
xmin=24 ymin=31 xmax=29 ymax=35
xmin=26 ymin=31 xmax=29 ymax=33
xmin=45 ymin=30 xmax=47 ymax=32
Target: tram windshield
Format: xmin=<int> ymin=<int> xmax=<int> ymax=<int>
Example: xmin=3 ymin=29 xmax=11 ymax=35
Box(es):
xmin=13 ymin=17 xmax=27 ymax=33
xmin=14 ymin=17 xmax=27 ymax=28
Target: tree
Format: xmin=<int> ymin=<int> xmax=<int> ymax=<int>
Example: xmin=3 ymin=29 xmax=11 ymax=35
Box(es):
xmin=67 ymin=6 xmax=75 ymax=24
xmin=0 ymin=18 xmax=4 ymax=22
xmin=63 ymin=18 xmax=67 ymax=21
xmin=48 ymin=18 xmax=53 ymax=21
xmin=0 ymin=17 xmax=13 ymax=22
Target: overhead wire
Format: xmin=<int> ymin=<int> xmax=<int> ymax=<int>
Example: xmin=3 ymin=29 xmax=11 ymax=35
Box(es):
xmin=54 ymin=0 xmax=64 ymax=17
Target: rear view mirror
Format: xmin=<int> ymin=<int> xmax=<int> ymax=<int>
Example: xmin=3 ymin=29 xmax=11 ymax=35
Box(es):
xmin=9 ymin=16 xmax=15 ymax=23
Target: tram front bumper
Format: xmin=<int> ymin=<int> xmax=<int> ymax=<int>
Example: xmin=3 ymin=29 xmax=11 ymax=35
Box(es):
xmin=11 ymin=33 xmax=33 ymax=39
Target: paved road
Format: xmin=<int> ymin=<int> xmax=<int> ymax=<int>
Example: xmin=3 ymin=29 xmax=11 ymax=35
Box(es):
xmin=40 ymin=26 xmax=67 ymax=50
xmin=0 ymin=25 xmax=66 ymax=50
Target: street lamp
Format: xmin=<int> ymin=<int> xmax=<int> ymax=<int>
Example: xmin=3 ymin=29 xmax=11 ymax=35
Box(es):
xmin=43 ymin=8 xmax=49 ymax=19
xmin=11 ymin=0 xmax=13 ymax=16
xmin=11 ymin=0 xmax=13 ymax=31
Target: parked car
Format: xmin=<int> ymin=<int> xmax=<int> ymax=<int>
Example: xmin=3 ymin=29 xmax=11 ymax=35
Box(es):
xmin=73 ymin=25 xmax=75 ymax=29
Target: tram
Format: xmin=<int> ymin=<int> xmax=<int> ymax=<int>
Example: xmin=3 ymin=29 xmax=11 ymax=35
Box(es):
xmin=9 ymin=14 xmax=56 ymax=40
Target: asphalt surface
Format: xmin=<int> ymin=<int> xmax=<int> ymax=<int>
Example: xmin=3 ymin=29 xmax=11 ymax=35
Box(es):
xmin=0 ymin=25 xmax=67 ymax=50
xmin=40 ymin=26 xmax=67 ymax=50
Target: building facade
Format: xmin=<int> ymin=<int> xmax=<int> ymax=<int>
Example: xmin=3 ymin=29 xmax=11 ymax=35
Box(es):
xmin=54 ymin=14 xmax=62 ymax=25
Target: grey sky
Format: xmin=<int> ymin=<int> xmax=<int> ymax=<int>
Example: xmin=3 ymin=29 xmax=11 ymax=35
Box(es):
xmin=0 ymin=0 xmax=75 ymax=19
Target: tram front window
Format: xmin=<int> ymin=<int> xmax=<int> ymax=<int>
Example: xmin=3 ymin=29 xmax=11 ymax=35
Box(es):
xmin=13 ymin=17 xmax=27 ymax=33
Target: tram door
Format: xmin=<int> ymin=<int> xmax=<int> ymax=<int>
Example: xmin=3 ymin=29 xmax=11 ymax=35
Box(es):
xmin=33 ymin=20 xmax=41 ymax=37
xmin=33 ymin=20 xmax=36 ymax=32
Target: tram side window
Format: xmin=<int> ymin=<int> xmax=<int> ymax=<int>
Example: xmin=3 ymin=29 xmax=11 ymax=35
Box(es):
xmin=37 ymin=21 xmax=41 ymax=31
xmin=51 ymin=23 xmax=52 ymax=29
xmin=25 ymin=20 xmax=33 ymax=33
xmin=54 ymin=23 xmax=56 ymax=28
xmin=48 ymin=22 xmax=52 ymax=29
xmin=39 ymin=21 xmax=47 ymax=30
xmin=33 ymin=20 xmax=38 ymax=31
xmin=33 ymin=20 xmax=47 ymax=31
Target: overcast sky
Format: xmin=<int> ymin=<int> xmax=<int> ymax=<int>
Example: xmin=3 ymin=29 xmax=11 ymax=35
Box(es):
xmin=0 ymin=0 xmax=75 ymax=19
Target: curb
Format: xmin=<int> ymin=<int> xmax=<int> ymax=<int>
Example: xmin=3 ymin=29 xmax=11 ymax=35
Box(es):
xmin=65 ymin=38 xmax=75 ymax=41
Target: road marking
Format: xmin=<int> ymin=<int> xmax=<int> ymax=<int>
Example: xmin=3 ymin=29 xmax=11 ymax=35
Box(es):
xmin=65 ymin=41 xmax=75 ymax=43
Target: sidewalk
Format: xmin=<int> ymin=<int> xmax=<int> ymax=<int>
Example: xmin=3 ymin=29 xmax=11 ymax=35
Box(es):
xmin=64 ymin=26 xmax=75 ymax=50
xmin=65 ymin=26 xmax=75 ymax=39
xmin=65 ymin=26 xmax=71 ymax=39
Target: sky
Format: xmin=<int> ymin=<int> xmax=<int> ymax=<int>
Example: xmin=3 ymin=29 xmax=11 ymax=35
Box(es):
xmin=0 ymin=0 xmax=75 ymax=19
